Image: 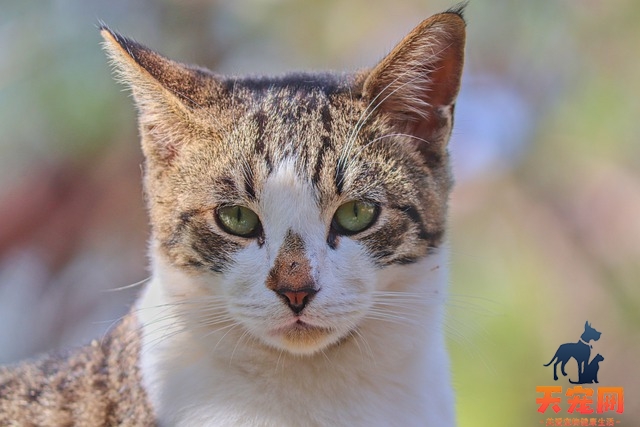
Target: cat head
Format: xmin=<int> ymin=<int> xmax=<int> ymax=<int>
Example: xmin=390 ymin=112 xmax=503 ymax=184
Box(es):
xmin=102 ymin=8 xmax=465 ymax=355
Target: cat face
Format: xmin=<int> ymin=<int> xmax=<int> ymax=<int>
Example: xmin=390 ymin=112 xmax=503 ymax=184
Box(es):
xmin=102 ymin=11 xmax=465 ymax=355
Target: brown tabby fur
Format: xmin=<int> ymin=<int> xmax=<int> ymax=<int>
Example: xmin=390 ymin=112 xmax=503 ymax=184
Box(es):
xmin=102 ymin=11 xmax=464 ymax=275
xmin=0 ymin=315 xmax=154 ymax=426
xmin=0 ymin=6 xmax=465 ymax=425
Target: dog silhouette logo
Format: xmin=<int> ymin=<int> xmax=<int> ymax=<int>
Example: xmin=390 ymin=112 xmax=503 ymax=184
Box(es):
xmin=544 ymin=321 xmax=602 ymax=383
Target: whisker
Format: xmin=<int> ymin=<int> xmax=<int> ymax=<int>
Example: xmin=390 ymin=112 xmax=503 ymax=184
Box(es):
xmin=341 ymin=68 xmax=420 ymax=162
xmin=210 ymin=323 xmax=242 ymax=352
xmin=350 ymin=325 xmax=376 ymax=365
xmin=365 ymin=311 xmax=421 ymax=327
xmin=229 ymin=329 xmax=251 ymax=365
xmin=337 ymin=68 xmax=431 ymax=186
xmin=319 ymin=348 xmax=333 ymax=367
xmin=444 ymin=315 xmax=497 ymax=377
xmin=446 ymin=294 xmax=503 ymax=317
xmin=275 ymin=348 xmax=286 ymax=374
xmin=141 ymin=321 xmax=187 ymax=355
xmin=349 ymin=132 xmax=432 ymax=163
xmin=102 ymin=276 xmax=151 ymax=293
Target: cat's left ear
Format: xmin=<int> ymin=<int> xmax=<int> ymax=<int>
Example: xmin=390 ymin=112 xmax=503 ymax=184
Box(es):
xmin=363 ymin=7 xmax=466 ymax=163
xmin=100 ymin=26 xmax=223 ymax=163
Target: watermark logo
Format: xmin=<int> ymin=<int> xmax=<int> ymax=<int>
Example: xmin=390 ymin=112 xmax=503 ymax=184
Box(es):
xmin=536 ymin=321 xmax=624 ymax=426
xmin=544 ymin=321 xmax=601 ymax=383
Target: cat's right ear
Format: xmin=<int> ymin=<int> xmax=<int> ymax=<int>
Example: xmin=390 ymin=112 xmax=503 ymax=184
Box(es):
xmin=100 ymin=26 xmax=221 ymax=163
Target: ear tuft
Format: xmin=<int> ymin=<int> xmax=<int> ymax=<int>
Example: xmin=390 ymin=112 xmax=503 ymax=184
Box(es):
xmin=444 ymin=1 xmax=469 ymax=20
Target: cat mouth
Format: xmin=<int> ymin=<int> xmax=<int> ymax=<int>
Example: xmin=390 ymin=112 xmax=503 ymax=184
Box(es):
xmin=267 ymin=318 xmax=336 ymax=353
xmin=270 ymin=318 xmax=324 ymax=334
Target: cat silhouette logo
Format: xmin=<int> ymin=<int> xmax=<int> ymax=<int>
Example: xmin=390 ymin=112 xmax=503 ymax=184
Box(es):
xmin=544 ymin=321 xmax=602 ymax=384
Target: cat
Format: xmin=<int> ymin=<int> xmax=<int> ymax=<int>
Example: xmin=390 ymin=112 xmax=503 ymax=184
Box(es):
xmin=544 ymin=321 xmax=602 ymax=382
xmin=570 ymin=354 xmax=603 ymax=384
xmin=0 ymin=5 xmax=466 ymax=426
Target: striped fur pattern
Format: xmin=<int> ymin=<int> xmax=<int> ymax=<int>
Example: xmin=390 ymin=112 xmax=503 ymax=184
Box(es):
xmin=0 ymin=6 xmax=465 ymax=426
xmin=103 ymin=42 xmax=457 ymax=276
xmin=0 ymin=315 xmax=154 ymax=426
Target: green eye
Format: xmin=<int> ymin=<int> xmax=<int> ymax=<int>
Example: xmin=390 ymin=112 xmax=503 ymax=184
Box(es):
xmin=333 ymin=200 xmax=378 ymax=235
xmin=217 ymin=205 xmax=261 ymax=237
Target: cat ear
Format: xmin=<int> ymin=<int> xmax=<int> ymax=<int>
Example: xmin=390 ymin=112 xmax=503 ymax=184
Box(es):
xmin=100 ymin=26 xmax=221 ymax=163
xmin=362 ymin=7 xmax=466 ymax=164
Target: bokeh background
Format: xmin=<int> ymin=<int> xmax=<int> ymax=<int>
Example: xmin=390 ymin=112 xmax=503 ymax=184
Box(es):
xmin=1 ymin=0 xmax=638 ymax=424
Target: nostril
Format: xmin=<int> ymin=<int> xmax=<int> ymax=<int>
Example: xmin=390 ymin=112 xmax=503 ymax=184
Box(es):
xmin=276 ymin=287 xmax=318 ymax=314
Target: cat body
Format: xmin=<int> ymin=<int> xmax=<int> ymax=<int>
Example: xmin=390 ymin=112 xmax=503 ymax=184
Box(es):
xmin=1 ymin=7 xmax=466 ymax=426
xmin=0 ymin=315 xmax=154 ymax=426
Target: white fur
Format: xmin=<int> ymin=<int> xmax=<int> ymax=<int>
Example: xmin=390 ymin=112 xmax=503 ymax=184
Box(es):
xmin=137 ymin=162 xmax=455 ymax=426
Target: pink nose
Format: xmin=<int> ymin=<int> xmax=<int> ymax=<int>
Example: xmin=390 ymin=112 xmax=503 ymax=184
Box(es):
xmin=276 ymin=288 xmax=318 ymax=314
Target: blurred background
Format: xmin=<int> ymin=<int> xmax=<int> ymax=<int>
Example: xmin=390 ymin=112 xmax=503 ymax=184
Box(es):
xmin=1 ymin=0 xmax=638 ymax=424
